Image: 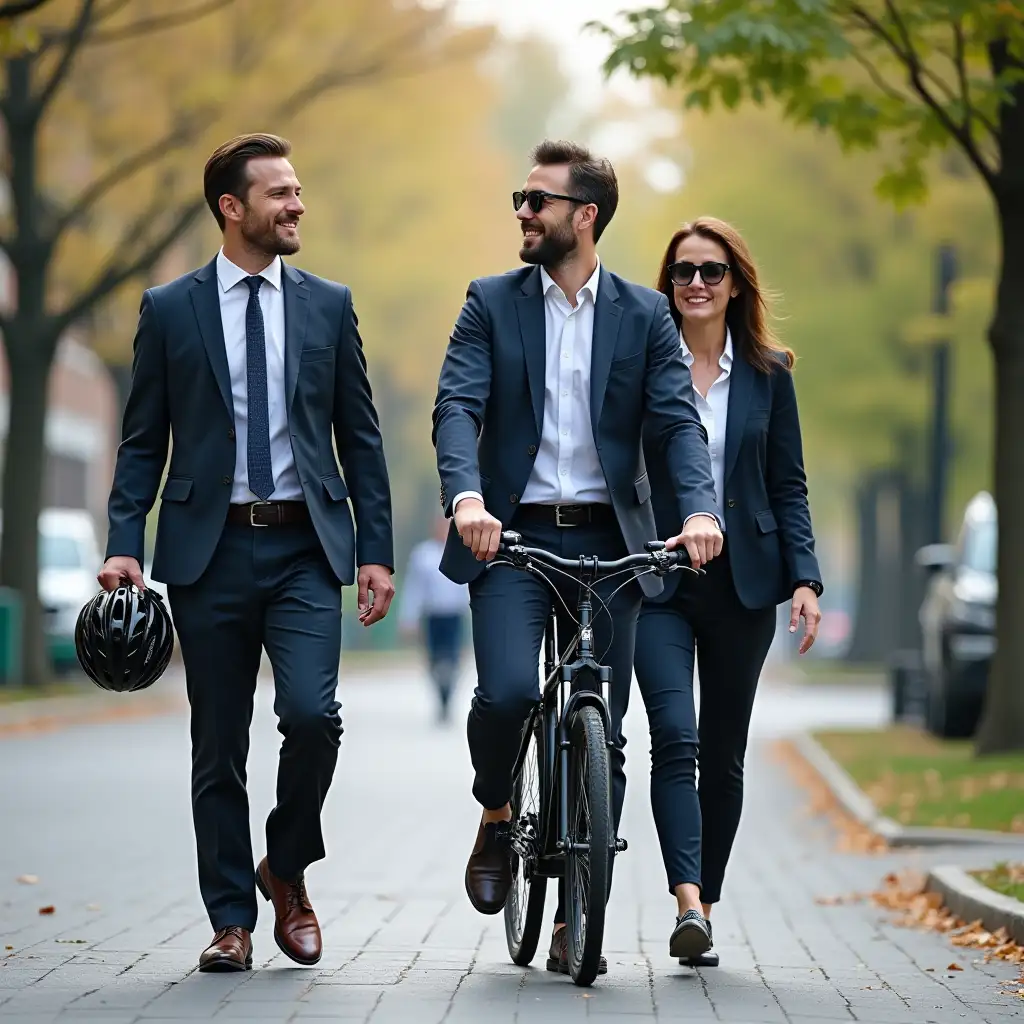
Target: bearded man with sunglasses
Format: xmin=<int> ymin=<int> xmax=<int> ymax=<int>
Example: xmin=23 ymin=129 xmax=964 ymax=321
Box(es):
xmin=432 ymin=139 xmax=722 ymax=975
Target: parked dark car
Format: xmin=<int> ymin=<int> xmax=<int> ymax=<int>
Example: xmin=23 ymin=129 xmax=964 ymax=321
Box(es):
xmin=916 ymin=491 xmax=996 ymax=738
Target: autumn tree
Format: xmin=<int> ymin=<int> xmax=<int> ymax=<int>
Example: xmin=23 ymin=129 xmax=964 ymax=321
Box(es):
xmin=0 ymin=0 xmax=487 ymax=683
xmin=598 ymin=0 xmax=1024 ymax=753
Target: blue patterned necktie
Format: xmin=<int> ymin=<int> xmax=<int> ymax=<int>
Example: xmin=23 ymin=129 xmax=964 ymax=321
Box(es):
xmin=244 ymin=275 xmax=275 ymax=501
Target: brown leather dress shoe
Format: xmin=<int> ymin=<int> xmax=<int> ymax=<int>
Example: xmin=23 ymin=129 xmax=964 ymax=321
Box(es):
xmin=464 ymin=819 xmax=513 ymax=915
xmin=255 ymin=857 xmax=322 ymax=966
xmin=198 ymin=926 xmax=252 ymax=972
xmin=545 ymin=927 xmax=607 ymax=976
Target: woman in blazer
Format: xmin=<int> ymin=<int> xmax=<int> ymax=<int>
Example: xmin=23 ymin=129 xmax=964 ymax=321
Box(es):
xmin=635 ymin=217 xmax=823 ymax=964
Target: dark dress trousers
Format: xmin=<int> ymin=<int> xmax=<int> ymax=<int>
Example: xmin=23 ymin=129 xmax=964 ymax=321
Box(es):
xmin=635 ymin=344 xmax=822 ymax=901
xmin=105 ymin=257 xmax=393 ymax=931
xmin=433 ymin=264 xmax=718 ymax=920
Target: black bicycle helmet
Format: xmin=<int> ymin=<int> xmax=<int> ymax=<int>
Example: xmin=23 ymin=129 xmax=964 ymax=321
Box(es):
xmin=75 ymin=584 xmax=175 ymax=692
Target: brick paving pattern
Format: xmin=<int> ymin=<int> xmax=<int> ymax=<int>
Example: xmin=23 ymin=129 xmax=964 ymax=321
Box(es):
xmin=1 ymin=661 xmax=1021 ymax=1022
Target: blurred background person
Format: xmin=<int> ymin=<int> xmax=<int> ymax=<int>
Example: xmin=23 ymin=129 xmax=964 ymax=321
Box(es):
xmin=399 ymin=517 xmax=470 ymax=723
xmin=634 ymin=216 xmax=823 ymax=966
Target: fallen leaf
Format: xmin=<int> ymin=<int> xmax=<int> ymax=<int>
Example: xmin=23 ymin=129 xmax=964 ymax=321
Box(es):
xmin=947 ymin=962 xmax=963 ymax=971
xmin=37 ymin=906 xmax=54 ymax=915
xmin=16 ymin=875 xmax=38 ymax=885
xmin=925 ymin=967 xmax=935 ymax=971
xmin=4 ymin=946 xmax=11 ymax=950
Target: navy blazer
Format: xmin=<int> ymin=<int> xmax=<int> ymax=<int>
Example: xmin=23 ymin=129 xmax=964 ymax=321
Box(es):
xmin=432 ymin=264 xmax=719 ymax=598
xmin=105 ymin=257 xmax=394 ymax=587
xmin=645 ymin=342 xmax=821 ymax=609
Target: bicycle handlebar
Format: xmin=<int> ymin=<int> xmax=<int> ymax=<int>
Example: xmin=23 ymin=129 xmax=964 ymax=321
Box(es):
xmin=494 ymin=530 xmax=702 ymax=578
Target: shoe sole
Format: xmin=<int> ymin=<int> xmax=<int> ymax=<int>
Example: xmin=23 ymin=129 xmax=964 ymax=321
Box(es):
xmin=669 ymin=921 xmax=712 ymax=960
xmin=545 ymin=957 xmax=608 ymax=975
xmin=255 ymin=867 xmax=323 ymax=967
xmin=679 ymin=952 xmax=719 ymax=968
xmin=198 ymin=955 xmax=252 ymax=973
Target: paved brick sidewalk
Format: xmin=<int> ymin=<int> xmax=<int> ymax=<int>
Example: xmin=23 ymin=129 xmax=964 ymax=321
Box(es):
xmin=0 ymin=663 xmax=1020 ymax=1022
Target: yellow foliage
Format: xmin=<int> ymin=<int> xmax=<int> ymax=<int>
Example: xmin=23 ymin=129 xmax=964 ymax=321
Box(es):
xmin=9 ymin=0 xmax=521 ymax=544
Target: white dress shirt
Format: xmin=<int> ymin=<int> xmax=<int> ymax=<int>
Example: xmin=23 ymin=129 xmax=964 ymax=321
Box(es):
xmin=453 ymin=260 xmax=608 ymax=511
xmin=216 ymin=249 xmax=302 ymax=504
xmin=398 ymin=538 xmax=470 ymax=630
xmin=681 ymin=327 xmax=733 ymax=511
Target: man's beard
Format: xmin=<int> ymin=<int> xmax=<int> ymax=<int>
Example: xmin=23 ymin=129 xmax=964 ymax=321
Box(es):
xmin=519 ymin=216 xmax=576 ymax=268
xmin=241 ymin=210 xmax=300 ymax=257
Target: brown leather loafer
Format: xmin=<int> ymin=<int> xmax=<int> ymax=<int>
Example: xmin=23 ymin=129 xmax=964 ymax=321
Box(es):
xmin=545 ymin=927 xmax=607 ymax=976
xmin=255 ymin=857 xmax=322 ymax=966
xmin=198 ymin=926 xmax=252 ymax=972
xmin=464 ymin=819 xmax=513 ymax=915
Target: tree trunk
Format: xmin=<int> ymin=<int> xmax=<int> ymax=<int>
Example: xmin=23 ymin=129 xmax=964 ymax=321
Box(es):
xmin=0 ymin=339 xmax=55 ymax=686
xmin=975 ymin=185 xmax=1024 ymax=754
xmin=845 ymin=469 xmax=903 ymax=663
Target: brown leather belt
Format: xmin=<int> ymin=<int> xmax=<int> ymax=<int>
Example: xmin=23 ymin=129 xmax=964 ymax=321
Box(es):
xmin=226 ymin=501 xmax=311 ymax=527
xmin=514 ymin=503 xmax=617 ymax=529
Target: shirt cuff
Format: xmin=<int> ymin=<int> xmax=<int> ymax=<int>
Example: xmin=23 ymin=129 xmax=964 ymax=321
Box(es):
xmin=683 ymin=511 xmax=721 ymax=530
xmin=452 ymin=491 xmax=483 ymax=512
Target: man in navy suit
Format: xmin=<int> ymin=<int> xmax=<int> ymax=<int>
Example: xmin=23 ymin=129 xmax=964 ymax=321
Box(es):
xmin=432 ymin=139 xmax=722 ymax=975
xmin=98 ymin=134 xmax=394 ymax=973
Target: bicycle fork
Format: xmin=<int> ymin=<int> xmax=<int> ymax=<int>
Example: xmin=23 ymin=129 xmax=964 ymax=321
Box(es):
xmin=553 ymin=596 xmax=628 ymax=858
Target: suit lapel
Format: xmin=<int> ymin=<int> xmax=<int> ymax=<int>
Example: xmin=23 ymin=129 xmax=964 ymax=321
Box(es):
xmin=190 ymin=259 xmax=233 ymax=418
xmin=283 ymin=263 xmax=310 ymax=412
xmin=723 ymin=348 xmax=753 ymax=487
xmin=590 ymin=268 xmax=622 ymax=432
xmin=515 ymin=267 xmax=546 ymax=436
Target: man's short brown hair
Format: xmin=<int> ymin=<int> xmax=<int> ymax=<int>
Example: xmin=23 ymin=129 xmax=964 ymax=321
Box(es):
xmin=529 ymin=139 xmax=619 ymax=242
xmin=203 ymin=133 xmax=291 ymax=230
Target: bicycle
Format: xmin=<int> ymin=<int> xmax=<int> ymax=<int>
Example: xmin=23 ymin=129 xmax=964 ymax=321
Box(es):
xmin=491 ymin=529 xmax=700 ymax=986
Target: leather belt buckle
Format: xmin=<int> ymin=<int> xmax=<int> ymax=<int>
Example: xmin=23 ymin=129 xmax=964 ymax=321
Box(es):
xmin=249 ymin=501 xmax=272 ymax=527
xmin=555 ymin=504 xmax=585 ymax=528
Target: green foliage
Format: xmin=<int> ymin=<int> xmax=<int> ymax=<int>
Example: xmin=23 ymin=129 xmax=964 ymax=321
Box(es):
xmin=594 ymin=0 xmax=1024 ymax=203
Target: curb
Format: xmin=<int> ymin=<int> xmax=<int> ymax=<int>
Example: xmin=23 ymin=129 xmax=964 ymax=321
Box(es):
xmin=793 ymin=732 xmax=1024 ymax=848
xmin=927 ymin=864 xmax=1024 ymax=944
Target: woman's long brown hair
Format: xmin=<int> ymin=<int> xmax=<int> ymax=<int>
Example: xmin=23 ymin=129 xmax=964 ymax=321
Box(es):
xmin=655 ymin=216 xmax=794 ymax=374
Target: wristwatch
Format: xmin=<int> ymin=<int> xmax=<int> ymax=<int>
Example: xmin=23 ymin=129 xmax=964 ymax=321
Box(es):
xmin=795 ymin=579 xmax=823 ymax=597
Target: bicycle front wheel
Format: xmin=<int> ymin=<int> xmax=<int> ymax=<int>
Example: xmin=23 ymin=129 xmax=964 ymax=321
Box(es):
xmin=504 ymin=714 xmax=547 ymax=965
xmin=565 ymin=705 xmax=611 ymax=986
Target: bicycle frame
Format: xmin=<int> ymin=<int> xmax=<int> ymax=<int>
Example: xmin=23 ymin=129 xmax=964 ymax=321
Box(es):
xmin=513 ymin=569 xmax=618 ymax=882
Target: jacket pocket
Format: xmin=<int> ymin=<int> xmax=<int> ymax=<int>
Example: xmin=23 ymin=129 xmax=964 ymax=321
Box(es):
xmin=161 ymin=477 xmax=193 ymax=502
xmin=322 ymin=475 xmax=349 ymax=501
xmin=611 ymin=351 xmax=644 ymax=370
xmin=634 ymin=472 xmax=651 ymax=504
xmin=302 ymin=345 xmax=335 ymax=363
xmin=755 ymin=509 xmax=778 ymax=534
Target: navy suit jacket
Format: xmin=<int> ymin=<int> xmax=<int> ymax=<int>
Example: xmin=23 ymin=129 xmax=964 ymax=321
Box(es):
xmin=646 ymin=342 xmax=822 ymax=609
xmin=105 ymin=257 xmax=394 ymax=587
xmin=432 ymin=265 xmax=719 ymax=598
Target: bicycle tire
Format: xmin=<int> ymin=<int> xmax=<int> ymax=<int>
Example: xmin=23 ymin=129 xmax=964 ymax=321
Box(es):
xmin=504 ymin=715 xmax=548 ymax=965
xmin=565 ymin=705 xmax=611 ymax=986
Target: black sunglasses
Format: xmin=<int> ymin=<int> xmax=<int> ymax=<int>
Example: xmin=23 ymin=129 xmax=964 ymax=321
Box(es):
xmin=668 ymin=260 xmax=731 ymax=287
xmin=513 ymin=189 xmax=589 ymax=214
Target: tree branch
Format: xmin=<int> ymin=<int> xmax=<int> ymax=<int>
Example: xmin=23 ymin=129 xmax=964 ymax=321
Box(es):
xmin=272 ymin=22 xmax=462 ymax=120
xmin=35 ymin=0 xmax=96 ymax=111
xmin=847 ymin=0 xmax=997 ymax=186
xmin=948 ymin=17 xmax=1000 ymax=139
xmin=54 ymin=196 xmax=206 ymax=333
xmin=0 ymin=0 xmax=52 ymax=18
xmin=846 ymin=45 xmax=917 ymax=107
xmin=84 ymin=0 xmax=236 ymax=46
xmin=51 ymin=108 xmax=218 ymax=242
